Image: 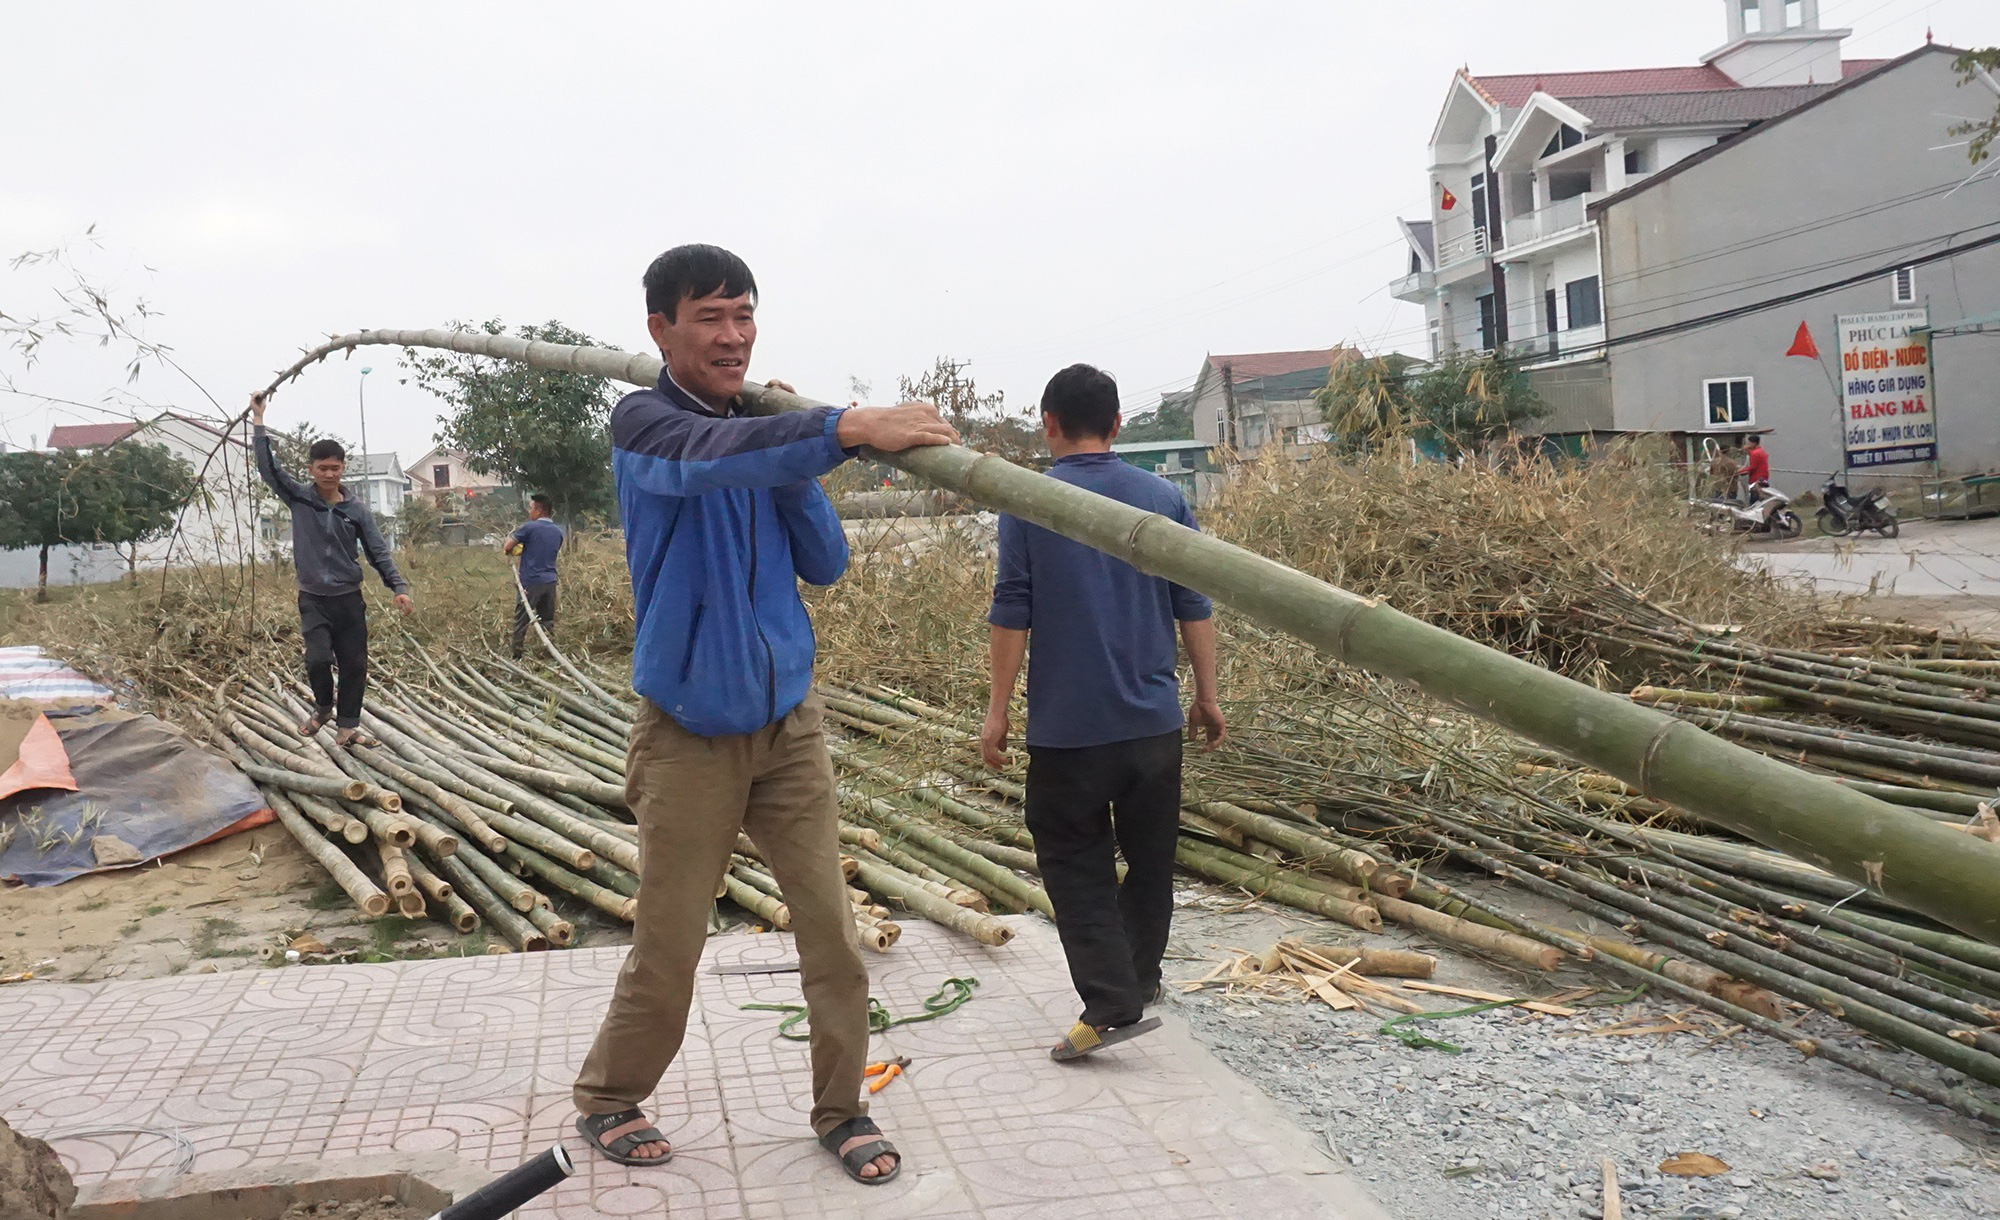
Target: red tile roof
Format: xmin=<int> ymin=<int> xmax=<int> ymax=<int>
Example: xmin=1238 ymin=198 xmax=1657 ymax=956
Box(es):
xmin=1207 ymin=348 xmax=1356 ymax=380
xmin=1468 ymin=59 xmax=1899 ymax=110
xmin=1467 ymin=66 xmax=1738 ymax=109
xmin=45 ymin=422 xmax=139 ymax=449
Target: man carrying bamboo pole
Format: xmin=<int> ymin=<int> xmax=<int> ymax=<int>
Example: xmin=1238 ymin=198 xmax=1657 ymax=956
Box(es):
xmin=248 ymin=391 xmax=413 ymax=748
xmin=571 ymin=244 xmax=956 ymax=1184
xmin=502 ymin=492 xmax=563 ymax=659
xmin=981 ymin=363 xmax=1226 ymax=1061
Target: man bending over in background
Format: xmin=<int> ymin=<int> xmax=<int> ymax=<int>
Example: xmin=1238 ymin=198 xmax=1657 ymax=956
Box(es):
xmin=981 ymin=362 xmax=1226 ymax=1062
xmin=249 ymin=390 xmax=413 ymax=748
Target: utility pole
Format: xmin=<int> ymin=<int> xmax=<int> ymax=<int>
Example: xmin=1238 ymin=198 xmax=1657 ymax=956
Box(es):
xmin=357 ymin=366 xmax=374 ymax=512
xmin=1221 ymin=362 xmax=1239 ymax=451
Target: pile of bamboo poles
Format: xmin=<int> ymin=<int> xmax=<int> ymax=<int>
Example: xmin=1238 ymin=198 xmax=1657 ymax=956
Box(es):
xmin=211 ymin=637 xmax=2000 ymax=1126
xmin=812 ymin=679 xmax=2000 ymax=1128
xmin=217 ymin=652 xmax=1036 ymax=955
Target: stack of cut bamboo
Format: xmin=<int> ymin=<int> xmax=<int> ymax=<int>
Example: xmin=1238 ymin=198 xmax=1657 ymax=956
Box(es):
xmin=218 ymin=654 xmax=1037 ymax=954
xmin=815 ymin=680 xmax=2000 ymax=1129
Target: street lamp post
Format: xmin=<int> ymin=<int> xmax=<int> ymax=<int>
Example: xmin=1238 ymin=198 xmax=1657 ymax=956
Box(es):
xmin=358 ymin=367 xmax=373 ymax=512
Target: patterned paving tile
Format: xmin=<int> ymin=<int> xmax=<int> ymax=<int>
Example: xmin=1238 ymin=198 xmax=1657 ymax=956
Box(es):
xmin=0 ymin=919 xmax=1378 ymax=1217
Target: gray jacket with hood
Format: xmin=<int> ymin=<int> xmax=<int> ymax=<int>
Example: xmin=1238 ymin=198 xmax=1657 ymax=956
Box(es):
xmin=253 ymin=427 xmax=409 ymax=598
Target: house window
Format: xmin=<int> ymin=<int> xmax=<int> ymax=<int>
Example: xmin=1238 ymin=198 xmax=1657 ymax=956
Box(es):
xmin=1785 ymin=0 xmax=1804 ymax=29
xmin=1470 ymin=173 xmax=1489 ymax=236
xmin=1705 ymin=378 xmax=1755 ymax=427
xmin=1477 ymin=293 xmax=1497 ymax=352
xmin=1892 ymin=266 xmax=1917 ymax=304
xmin=1742 ymin=0 xmax=1763 ymax=35
xmin=433 ymin=464 xmax=451 ymax=488
xmin=1565 ymin=277 xmax=1603 ymax=329
xmin=1623 ymin=145 xmax=1650 ymax=175
xmin=1541 ymin=124 xmax=1585 ymax=158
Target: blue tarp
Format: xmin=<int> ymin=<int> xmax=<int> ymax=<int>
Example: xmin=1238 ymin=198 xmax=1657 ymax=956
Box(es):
xmin=0 ymin=714 xmax=269 ymax=887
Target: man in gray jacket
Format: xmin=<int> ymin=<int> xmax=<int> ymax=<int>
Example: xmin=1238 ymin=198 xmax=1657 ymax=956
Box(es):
xmin=250 ymin=391 xmax=413 ymax=747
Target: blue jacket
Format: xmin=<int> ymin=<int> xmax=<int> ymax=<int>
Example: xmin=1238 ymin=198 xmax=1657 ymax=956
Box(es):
xmin=612 ymin=369 xmax=852 ymax=736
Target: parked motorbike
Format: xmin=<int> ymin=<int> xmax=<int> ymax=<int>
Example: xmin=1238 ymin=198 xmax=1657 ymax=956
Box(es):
xmin=1817 ymin=476 xmax=1900 ymax=538
xmin=1690 ymin=480 xmax=1803 ymax=539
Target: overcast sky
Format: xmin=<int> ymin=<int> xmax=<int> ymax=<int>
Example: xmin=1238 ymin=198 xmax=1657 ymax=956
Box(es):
xmin=3 ymin=0 xmax=1993 ymax=466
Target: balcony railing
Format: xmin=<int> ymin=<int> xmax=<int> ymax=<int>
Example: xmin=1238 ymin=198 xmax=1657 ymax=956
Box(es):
xmin=1433 ymin=220 xmax=1490 ymax=268
xmin=1502 ymin=322 xmax=1608 ymax=364
xmin=1390 ymin=268 xmax=1436 ymax=301
xmin=1503 ymin=192 xmax=1602 ymax=248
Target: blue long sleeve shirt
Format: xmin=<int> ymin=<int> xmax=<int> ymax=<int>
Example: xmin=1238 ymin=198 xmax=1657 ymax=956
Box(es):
xmin=612 ymin=368 xmax=852 ymax=736
xmin=989 ymin=452 xmax=1212 ymax=749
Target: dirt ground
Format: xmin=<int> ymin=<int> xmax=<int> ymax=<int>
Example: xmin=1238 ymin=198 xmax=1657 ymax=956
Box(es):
xmin=0 ymin=823 xmax=636 ymax=983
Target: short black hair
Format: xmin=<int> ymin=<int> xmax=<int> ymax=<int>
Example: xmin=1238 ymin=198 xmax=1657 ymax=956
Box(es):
xmin=1040 ymin=364 xmax=1120 ymax=441
xmin=530 ymin=492 xmax=552 ymax=512
xmin=643 ymin=244 xmax=758 ymax=321
xmin=308 ymin=439 xmax=346 ymax=463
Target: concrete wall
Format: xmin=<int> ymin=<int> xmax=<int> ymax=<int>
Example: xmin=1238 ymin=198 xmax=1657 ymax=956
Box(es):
xmin=1599 ymin=48 xmax=2000 ymax=481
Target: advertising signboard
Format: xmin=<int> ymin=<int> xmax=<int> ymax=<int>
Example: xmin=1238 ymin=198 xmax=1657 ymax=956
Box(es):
xmin=1839 ymin=308 xmax=1934 ymax=468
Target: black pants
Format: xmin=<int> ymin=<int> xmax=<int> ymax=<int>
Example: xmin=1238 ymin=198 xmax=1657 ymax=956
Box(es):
xmin=298 ymin=591 xmax=368 ymax=728
xmin=1024 ymin=730 xmax=1183 ymax=1028
xmin=512 ymin=581 xmax=558 ymax=659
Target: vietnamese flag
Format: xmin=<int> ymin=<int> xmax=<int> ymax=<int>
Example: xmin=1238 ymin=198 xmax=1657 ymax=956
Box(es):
xmin=1440 ymin=185 xmax=1457 ymax=211
xmin=1786 ymin=321 xmax=1821 ymax=359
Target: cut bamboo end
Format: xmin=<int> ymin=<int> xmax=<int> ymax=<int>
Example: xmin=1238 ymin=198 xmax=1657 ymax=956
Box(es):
xmin=376 ymin=840 xmax=415 ymax=897
xmin=341 ymin=820 xmax=369 ymax=845
xmin=1377 ymin=895 xmax=1564 ymax=971
xmin=840 ymin=855 xmax=860 ymax=882
xmin=396 ymin=891 xmax=427 ymax=918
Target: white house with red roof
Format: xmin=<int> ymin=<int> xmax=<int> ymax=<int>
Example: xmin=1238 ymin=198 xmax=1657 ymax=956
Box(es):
xmin=1393 ymin=2 xmax=2000 ymax=479
xmin=42 ymin=411 xmax=261 ymax=572
xmin=1188 ymin=347 xmax=1361 ymax=456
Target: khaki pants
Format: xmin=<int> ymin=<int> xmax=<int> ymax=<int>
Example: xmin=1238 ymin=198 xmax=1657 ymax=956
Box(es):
xmin=573 ymin=693 xmax=871 ymax=1137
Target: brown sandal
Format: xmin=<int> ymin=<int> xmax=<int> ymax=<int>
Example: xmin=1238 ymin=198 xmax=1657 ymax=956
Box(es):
xmin=297 ymin=709 xmax=334 ymax=736
xmin=332 ymin=726 xmax=379 ymax=749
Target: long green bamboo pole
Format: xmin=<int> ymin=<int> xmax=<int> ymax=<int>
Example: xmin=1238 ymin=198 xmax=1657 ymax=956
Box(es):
xmin=266 ymin=328 xmax=2000 ymax=944
xmin=266 ymin=791 xmax=390 ymax=918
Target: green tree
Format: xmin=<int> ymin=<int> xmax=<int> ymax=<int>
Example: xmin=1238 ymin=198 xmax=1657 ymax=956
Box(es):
xmin=404 ymin=320 xmax=618 ymax=520
xmin=263 ymin=420 xmax=353 ymax=475
xmin=898 ymin=357 xmax=1045 ymax=469
xmin=1319 ymin=351 xmax=1545 ymax=457
xmin=0 ymin=442 xmax=196 ymax=599
xmin=1119 ymin=390 xmax=1194 ymax=442
xmin=1951 ymin=49 xmax=2000 ymax=164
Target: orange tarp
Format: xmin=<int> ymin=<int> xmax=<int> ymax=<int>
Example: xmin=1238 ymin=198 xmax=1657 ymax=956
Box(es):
xmin=0 ymin=712 xmax=76 ymax=801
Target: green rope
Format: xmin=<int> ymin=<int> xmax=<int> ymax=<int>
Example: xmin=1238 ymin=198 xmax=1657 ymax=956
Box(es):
xmin=1377 ymin=997 xmax=1528 ymax=1054
xmin=743 ymin=976 xmax=980 ymax=1042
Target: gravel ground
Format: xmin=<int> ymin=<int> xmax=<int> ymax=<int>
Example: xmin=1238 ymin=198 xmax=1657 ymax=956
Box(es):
xmin=1162 ymin=896 xmax=2000 ymax=1220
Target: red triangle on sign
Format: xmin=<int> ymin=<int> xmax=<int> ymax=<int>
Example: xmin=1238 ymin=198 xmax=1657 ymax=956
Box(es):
xmin=1786 ymin=321 xmax=1821 ymax=360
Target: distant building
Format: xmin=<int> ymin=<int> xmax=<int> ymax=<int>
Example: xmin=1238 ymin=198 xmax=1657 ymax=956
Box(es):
xmin=45 ymin=413 xmax=257 ymax=570
xmin=347 ymin=452 xmax=408 ymax=524
xmin=405 ymin=447 xmax=512 ymax=503
xmin=1110 ymin=438 xmax=1223 ymax=505
xmin=1187 ymin=348 xmax=1359 ymax=457
xmin=1390 ymin=2 xmax=2000 ymax=474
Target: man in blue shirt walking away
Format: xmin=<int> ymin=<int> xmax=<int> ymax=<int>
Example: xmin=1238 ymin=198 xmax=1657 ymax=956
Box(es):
xmin=570 ymin=245 xmax=957 ymax=1184
xmin=503 ymin=492 xmax=564 ymax=659
xmin=981 ymin=363 xmax=1226 ymax=1062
